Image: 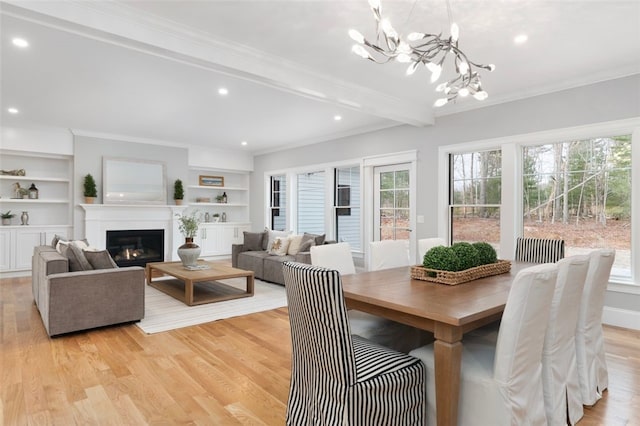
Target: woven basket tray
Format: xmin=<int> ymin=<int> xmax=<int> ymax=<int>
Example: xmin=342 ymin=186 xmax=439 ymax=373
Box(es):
xmin=411 ymin=260 xmax=512 ymax=285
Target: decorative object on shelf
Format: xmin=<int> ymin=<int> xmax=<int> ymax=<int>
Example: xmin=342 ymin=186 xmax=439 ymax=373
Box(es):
xmin=175 ymin=211 xmax=202 ymax=267
xmin=0 ymin=168 xmax=26 ymax=176
xmin=213 ymin=213 xmax=220 ymax=223
xmin=12 ymin=182 xmax=28 ymax=199
xmin=173 ymin=179 xmax=184 ymax=205
xmin=199 ymin=175 xmax=224 ymax=187
xmin=412 ymin=241 xmax=506 ymax=285
xmin=83 ymin=173 xmax=97 ymax=204
xmin=349 ymin=0 xmax=494 ymax=107
xmin=1 ymin=210 xmax=15 ymax=225
xmin=221 ymin=212 xmax=227 ymax=222
xmin=20 ymin=211 xmax=29 ymax=226
xmin=196 ymin=197 xmax=211 ymax=203
xmin=215 ymin=194 xmax=224 ymax=203
xmin=28 ymin=183 xmax=39 ymax=199
xmin=222 ymin=192 xmax=228 ymax=203
xmin=204 ymin=212 xmax=210 ymax=222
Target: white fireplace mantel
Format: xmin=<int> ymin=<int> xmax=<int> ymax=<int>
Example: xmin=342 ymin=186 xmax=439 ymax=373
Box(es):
xmin=80 ymin=204 xmax=187 ymax=261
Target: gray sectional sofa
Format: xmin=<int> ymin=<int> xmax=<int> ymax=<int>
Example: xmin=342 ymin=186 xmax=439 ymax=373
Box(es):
xmin=32 ymin=245 xmax=145 ymax=336
xmin=231 ymin=231 xmax=332 ymax=285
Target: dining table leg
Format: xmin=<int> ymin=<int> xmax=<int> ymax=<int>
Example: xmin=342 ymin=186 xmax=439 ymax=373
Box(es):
xmin=434 ymin=323 xmax=463 ymax=426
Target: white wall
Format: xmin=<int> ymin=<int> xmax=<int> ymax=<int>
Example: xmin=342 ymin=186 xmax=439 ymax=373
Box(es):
xmin=250 ymin=74 xmax=640 ymax=325
xmin=1 ymin=125 xmax=73 ymax=155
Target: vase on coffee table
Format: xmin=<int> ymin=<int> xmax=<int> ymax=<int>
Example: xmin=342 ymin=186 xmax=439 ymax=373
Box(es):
xmin=177 ymin=237 xmax=201 ymax=267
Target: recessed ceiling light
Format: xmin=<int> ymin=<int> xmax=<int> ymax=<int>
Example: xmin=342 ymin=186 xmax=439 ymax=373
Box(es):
xmin=241 ymin=141 xmax=248 ymax=146
xmin=334 ymin=115 xmax=342 ymax=121
xmin=514 ymin=34 xmax=528 ymax=44
xmin=12 ymin=38 xmax=29 ymax=48
xmin=218 ymin=87 xmax=229 ymax=96
xmin=7 ymin=107 xmax=19 ymax=114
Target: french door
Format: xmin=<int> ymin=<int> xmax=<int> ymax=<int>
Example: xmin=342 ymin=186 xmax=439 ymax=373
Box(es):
xmin=373 ymin=164 xmax=413 ymax=242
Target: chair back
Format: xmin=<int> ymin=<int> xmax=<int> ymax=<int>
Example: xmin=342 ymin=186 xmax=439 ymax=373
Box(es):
xmin=542 ymin=255 xmax=589 ymax=424
xmin=310 ymin=242 xmax=356 ymax=275
xmin=576 ymin=248 xmax=615 ymax=405
xmin=282 ymin=262 xmax=357 ymax=422
xmin=368 ymin=240 xmax=410 ymax=271
xmin=417 ymin=237 xmax=446 ymax=264
xmin=514 ymin=237 xmax=565 ymax=263
xmin=493 ymin=263 xmax=558 ymax=392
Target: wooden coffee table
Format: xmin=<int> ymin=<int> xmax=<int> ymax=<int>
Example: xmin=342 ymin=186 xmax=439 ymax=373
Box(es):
xmin=146 ymin=260 xmax=254 ymax=306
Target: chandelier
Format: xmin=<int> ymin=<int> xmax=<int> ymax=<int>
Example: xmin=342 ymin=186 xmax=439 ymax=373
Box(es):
xmin=349 ymin=0 xmax=494 ymax=107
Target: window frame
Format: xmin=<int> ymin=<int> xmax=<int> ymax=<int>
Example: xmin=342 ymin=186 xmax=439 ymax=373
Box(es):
xmin=438 ymin=118 xmax=640 ymax=290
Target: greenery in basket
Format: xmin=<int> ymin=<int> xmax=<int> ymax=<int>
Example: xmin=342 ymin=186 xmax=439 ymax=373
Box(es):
xmin=423 ymin=242 xmax=498 ymax=272
xmin=1 ymin=210 xmax=16 ymax=219
xmin=83 ymin=174 xmax=97 ymax=197
xmin=176 ymin=211 xmax=202 ymax=238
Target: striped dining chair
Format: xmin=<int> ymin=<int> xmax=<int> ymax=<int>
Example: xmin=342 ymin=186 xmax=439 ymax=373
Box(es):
xmin=514 ymin=237 xmax=565 ymax=263
xmin=282 ymin=262 xmax=427 ymax=425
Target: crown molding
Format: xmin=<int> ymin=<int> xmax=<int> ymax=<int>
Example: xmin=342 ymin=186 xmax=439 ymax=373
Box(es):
xmin=2 ymin=1 xmax=434 ymax=127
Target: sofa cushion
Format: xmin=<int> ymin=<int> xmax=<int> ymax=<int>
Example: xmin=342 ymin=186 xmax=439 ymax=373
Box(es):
xmin=243 ymin=231 xmax=266 ymax=251
xmin=237 ymin=251 xmax=270 ymax=279
xmin=298 ymin=239 xmax=316 ymax=253
xmin=84 ymin=250 xmax=118 ymax=270
xmin=263 ymin=255 xmax=296 ymax=284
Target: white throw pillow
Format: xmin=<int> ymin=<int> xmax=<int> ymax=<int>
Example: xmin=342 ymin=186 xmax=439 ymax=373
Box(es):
xmin=287 ymin=234 xmax=304 ymax=255
xmin=268 ymin=236 xmax=290 ymax=256
xmin=266 ymin=229 xmax=291 ymax=252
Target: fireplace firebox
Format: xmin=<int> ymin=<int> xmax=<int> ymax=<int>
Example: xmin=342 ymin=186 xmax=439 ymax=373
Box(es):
xmin=106 ymin=229 xmax=164 ymax=267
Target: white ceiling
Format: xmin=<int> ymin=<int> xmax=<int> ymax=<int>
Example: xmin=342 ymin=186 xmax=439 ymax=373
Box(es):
xmin=1 ymin=0 xmax=639 ymax=154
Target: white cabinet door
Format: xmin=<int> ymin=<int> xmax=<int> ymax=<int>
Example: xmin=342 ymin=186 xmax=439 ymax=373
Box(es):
xmin=197 ymin=225 xmax=223 ymax=257
xmin=15 ymin=229 xmax=44 ymax=270
xmin=0 ymin=229 xmax=13 ymax=271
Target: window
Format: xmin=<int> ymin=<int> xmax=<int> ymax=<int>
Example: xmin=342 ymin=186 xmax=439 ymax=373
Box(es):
xmin=523 ymin=135 xmax=631 ymax=278
xmin=450 ymin=150 xmax=502 ymax=249
xmin=376 ymin=166 xmax=411 ymax=241
xmin=270 ymin=175 xmax=286 ymax=231
xmin=335 ymin=167 xmax=361 ymax=250
xmin=297 ymin=171 xmax=325 ymax=234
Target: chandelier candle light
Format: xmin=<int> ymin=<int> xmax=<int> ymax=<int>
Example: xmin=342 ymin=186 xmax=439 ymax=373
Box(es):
xmin=349 ymin=0 xmax=494 ymax=106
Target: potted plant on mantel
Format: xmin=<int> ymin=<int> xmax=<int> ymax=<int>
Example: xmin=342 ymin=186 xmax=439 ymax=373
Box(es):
xmin=175 ymin=211 xmax=202 ymax=267
xmin=174 ymin=179 xmax=184 ymax=205
xmin=1 ymin=211 xmax=16 ymax=226
xmin=83 ymin=173 xmax=97 ymax=204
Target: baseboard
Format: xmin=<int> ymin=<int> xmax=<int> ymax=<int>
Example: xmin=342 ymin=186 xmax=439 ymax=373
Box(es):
xmin=0 ymin=270 xmax=31 ymax=279
xmin=603 ymin=306 xmax=640 ymax=330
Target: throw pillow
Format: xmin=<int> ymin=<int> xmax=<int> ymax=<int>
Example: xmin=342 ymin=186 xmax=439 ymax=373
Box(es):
xmin=287 ymin=234 xmax=304 ymax=255
xmin=84 ymin=250 xmax=118 ymax=269
xmin=266 ymin=230 xmax=292 ymax=252
xmin=268 ymin=236 xmax=290 ymax=256
xmin=243 ymin=231 xmax=266 ymax=251
xmin=303 ymin=232 xmax=326 ymax=246
xmin=51 ymin=234 xmax=68 ymax=248
xmin=298 ymin=239 xmax=316 ymax=253
xmin=61 ymin=244 xmax=93 ymax=272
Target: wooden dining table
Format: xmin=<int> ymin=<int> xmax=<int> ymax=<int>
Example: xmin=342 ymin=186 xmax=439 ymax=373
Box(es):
xmin=341 ymin=261 xmax=532 ymax=426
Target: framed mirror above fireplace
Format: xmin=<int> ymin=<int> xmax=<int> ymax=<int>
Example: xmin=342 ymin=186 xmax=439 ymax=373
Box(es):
xmin=103 ymin=157 xmax=167 ymax=204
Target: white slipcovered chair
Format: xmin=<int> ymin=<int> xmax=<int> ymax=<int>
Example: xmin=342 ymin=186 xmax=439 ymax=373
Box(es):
xmin=417 ymin=237 xmax=446 ymax=264
xmin=410 ymin=263 xmax=558 ymax=426
xmin=310 ymin=242 xmax=356 ymax=275
xmin=368 ymin=239 xmax=410 ymax=271
xmin=542 ymin=255 xmax=590 ymax=425
xmin=576 ymin=248 xmax=616 ymax=406
xmin=282 ymin=262 xmax=427 ymax=425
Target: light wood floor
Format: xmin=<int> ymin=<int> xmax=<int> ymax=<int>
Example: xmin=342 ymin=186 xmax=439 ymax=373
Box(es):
xmin=2 ymin=275 xmax=639 ymax=425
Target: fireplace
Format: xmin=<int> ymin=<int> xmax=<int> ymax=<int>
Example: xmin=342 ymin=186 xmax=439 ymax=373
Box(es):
xmin=106 ymin=229 xmax=164 ymax=267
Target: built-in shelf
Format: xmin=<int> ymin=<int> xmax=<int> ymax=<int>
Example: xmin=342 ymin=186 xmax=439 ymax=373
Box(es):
xmin=1 ymin=199 xmax=69 ymax=204
xmin=187 ymin=185 xmax=247 ymax=191
xmin=190 ymin=202 xmax=248 ymax=207
xmin=0 ymin=175 xmax=70 ymax=183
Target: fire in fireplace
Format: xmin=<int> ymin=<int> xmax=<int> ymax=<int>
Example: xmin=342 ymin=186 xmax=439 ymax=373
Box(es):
xmin=106 ymin=229 xmax=164 ymax=267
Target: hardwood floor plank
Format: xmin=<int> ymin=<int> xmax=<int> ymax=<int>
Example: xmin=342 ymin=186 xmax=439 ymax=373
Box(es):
xmin=2 ymin=275 xmax=639 ymax=425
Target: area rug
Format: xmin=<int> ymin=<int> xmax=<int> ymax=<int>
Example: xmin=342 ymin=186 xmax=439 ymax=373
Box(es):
xmin=136 ymin=277 xmax=287 ymax=334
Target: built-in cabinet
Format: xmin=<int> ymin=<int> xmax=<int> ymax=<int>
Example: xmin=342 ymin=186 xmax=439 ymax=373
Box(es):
xmin=187 ymin=167 xmax=250 ymax=223
xmin=1 ymin=151 xmax=73 ymax=272
xmin=0 ymin=226 xmax=72 ymax=271
xmin=194 ymin=223 xmax=251 ymax=257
